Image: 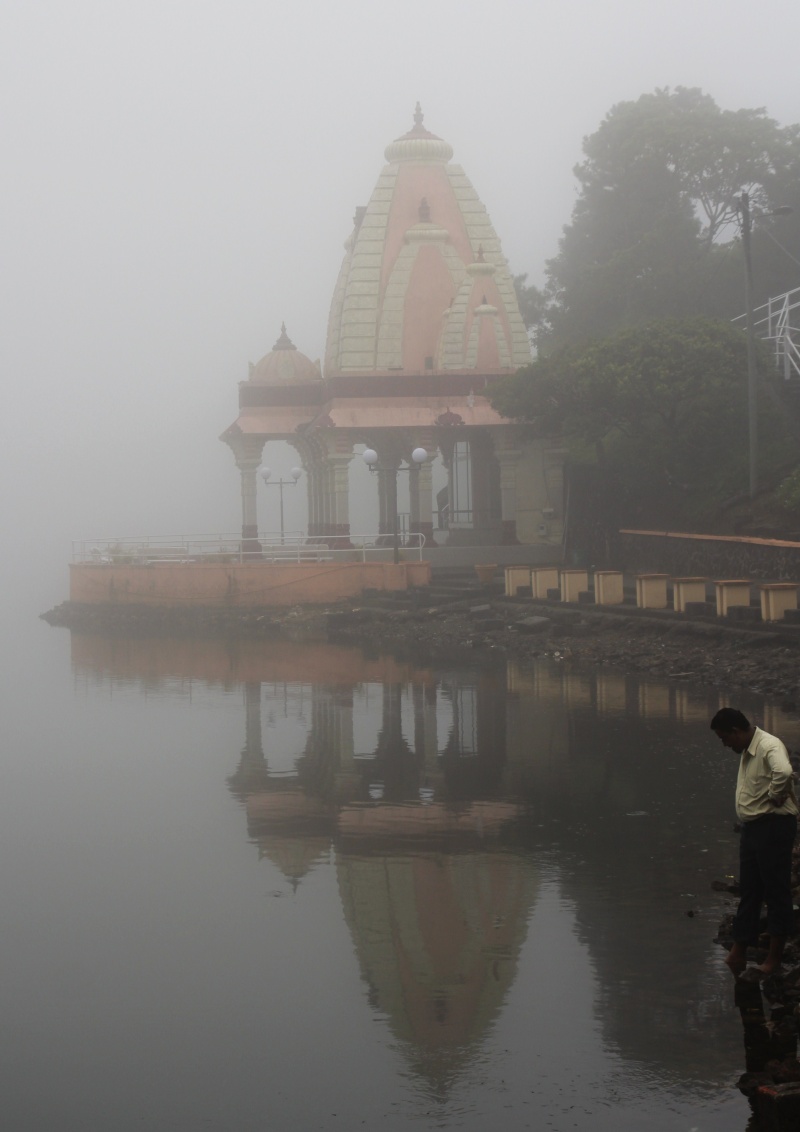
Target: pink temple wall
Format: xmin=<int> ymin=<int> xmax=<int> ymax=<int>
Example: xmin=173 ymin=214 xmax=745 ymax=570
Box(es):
xmin=70 ymin=561 xmax=431 ymax=608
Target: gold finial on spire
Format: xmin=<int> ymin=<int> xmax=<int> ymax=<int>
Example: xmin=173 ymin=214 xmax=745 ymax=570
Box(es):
xmin=273 ymin=323 xmax=297 ymax=351
xmin=414 ymin=101 xmax=423 ymax=128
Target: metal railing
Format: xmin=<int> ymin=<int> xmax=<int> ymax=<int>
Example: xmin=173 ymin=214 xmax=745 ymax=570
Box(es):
xmin=732 ymin=285 xmax=800 ymax=380
xmin=72 ymin=531 xmax=427 ymax=565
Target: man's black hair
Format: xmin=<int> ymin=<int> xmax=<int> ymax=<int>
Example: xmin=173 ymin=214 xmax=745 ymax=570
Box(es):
xmin=710 ymin=707 xmax=751 ymax=732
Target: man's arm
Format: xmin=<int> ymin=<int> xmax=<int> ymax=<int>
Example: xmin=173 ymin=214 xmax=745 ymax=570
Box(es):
xmin=765 ymin=740 xmax=794 ymax=804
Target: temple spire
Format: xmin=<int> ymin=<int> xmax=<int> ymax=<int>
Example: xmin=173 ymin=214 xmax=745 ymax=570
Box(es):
xmin=273 ymin=322 xmax=297 ymax=351
xmin=414 ymin=101 xmax=424 ymax=128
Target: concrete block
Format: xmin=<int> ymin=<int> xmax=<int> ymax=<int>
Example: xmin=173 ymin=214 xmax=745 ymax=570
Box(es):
xmin=635 ymin=574 xmax=669 ymax=610
xmin=715 ymin=580 xmax=752 ymax=618
xmin=561 ymin=569 xmax=589 ymax=603
xmin=594 ymin=570 xmax=624 ymax=605
xmin=504 ymin=565 xmax=531 ymax=598
xmin=760 ymin=583 xmax=799 ymax=622
xmin=531 ymin=566 xmax=560 ymax=599
xmin=672 ymin=577 xmax=708 ymax=612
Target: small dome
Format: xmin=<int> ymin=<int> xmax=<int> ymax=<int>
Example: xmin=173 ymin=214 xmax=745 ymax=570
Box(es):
xmin=384 ymin=103 xmax=454 ymax=164
xmin=248 ymin=324 xmax=321 ymax=386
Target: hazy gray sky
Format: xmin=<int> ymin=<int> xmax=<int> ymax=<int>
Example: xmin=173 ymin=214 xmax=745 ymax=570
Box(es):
xmin=2 ymin=0 xmax=798 ymax=608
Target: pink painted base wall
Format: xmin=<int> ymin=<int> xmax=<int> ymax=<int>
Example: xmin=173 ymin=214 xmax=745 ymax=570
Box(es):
xmin=70 ymin=560 xmax=431 ymax=608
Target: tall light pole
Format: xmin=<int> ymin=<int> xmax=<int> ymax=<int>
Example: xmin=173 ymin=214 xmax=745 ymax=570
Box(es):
xmin=737 ymin=193 xmax=793 ymax=499
xmin=362 ymin=447 xmax=428 ymax=564
xmin=738 ymin=192 xmax=759 ymax=499
xmin=259 ymin=465 xmax=302 ymax=544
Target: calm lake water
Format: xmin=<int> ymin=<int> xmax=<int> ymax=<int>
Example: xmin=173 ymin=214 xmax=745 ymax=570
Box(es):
xmin=3 ymin=618 xmax=799 ymax=1131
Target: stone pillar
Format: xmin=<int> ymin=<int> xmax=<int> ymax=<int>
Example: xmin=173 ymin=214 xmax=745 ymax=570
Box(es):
xmin=496 ymin=448 xmax=521 ymax=545
xmin=230 ymin=436 xmax=265 ymax=556
xmin=305 ymin=459 xmax=323 ymax=538
xmin=409 ymin=458 xmax=434 ymax=546
xmin=329 ymin=455 xmax=353 ymax=547
xmin=469 ymin=431 xmax=500 ymax=544
xmin=305 ymin=465 xmax=318 ymax=537
xmin=241 ymin=464 xmax=259 ymax=542
xmin=318 ymin=458 xmax=334 ymax=540
xmin=376 ymin=461 xmax=399 ymax=547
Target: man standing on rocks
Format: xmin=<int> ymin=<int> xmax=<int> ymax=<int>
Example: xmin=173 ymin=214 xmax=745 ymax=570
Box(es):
xmin=711 ymin=707 xmax=798 ymax=979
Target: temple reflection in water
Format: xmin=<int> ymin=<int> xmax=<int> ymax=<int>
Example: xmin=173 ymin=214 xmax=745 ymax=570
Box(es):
xmin=70 ymin=632 xmax=800 ymax=1099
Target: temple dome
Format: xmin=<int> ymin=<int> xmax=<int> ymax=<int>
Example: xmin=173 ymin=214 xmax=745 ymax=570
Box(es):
xmin=325 ymin=107 xmax=531 ymax=378
xmin=384 ymin=102 xmax=454 ymax=164
xmin=248 ymin=324 xmax=321 ymax=386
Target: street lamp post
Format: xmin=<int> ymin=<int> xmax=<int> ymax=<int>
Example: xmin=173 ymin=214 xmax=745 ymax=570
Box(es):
xmin=738 ymin=192 xmax=759 ymax=499
xmin=737 ymin=192 xmax=793 ymax=499
xmin=259 ymin=465 xmax=302 ymax=544
xmin=362 ymin=447 xmax=428 ymax=564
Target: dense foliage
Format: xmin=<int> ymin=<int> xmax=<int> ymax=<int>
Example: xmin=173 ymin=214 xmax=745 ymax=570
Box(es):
xmin=492 ymin=318 xmax=792 ymax=527
xmin=518 ymin=88 xmax=800 ymax=352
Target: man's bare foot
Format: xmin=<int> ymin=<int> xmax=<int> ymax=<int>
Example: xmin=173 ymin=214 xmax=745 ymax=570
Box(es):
xmin=725 ymin=945 xmax=747 ymax=978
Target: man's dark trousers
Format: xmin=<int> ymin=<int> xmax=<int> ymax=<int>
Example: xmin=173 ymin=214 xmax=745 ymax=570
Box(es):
xmin=733 ymin=814 xmax=797 ymax=944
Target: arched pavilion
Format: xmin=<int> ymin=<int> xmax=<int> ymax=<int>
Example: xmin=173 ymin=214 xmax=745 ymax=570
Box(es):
xmin=222 ymin=106 xmax=565 ymax=555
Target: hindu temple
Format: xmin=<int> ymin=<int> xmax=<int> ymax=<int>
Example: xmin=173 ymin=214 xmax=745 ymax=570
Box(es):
xmin=221 ymin=106 xmax=565 ymax=561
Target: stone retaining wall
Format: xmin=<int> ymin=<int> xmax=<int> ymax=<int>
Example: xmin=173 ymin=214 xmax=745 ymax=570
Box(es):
xmin=619 ymin=530 xmax=800 ymax=582
xmin=69 ymin=560 xmax=431 ymax=608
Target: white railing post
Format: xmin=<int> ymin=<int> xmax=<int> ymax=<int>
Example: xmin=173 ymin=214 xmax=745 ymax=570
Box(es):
xmin=70 ymin=531 xmax=435 ymax=565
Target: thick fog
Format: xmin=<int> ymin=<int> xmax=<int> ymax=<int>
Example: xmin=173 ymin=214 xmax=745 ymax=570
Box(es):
xmin=2 ymin=0 xmax=798 ymax=614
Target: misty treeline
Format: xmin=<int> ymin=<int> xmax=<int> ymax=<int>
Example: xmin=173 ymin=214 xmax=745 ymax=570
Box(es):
xmin=499 ymin=87 xmax=800 ymax=533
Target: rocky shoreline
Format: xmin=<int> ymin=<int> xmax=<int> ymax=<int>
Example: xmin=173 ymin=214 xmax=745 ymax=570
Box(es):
xmin=325 ymin=597 xmax=800 ymax=705
xmin=43 ymin=591 xmax=800 ymax=704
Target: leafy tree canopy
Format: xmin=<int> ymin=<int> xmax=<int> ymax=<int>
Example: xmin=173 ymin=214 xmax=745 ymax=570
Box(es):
xmin=492 ymin=317 xmax=791 ymax=526
xmin=535 ymin=89 xmax=800 ymax=351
